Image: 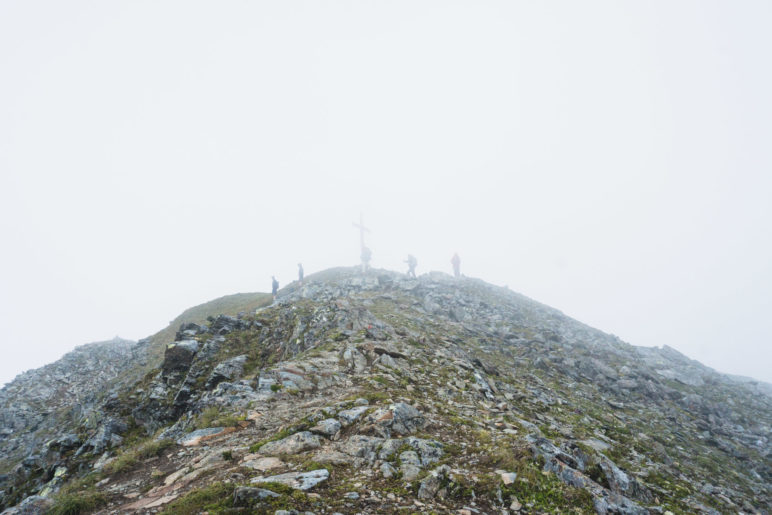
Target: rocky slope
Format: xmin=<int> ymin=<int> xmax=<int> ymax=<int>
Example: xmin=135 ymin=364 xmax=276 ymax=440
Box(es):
xmin=0 ymin=267 xmax=769 ymax=514
xmin=0 ymin=338 xmax=141 ymax=475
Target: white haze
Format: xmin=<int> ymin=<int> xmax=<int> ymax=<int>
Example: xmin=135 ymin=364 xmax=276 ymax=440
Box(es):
xmin=0 ymin=1 xmax=770 ymax=385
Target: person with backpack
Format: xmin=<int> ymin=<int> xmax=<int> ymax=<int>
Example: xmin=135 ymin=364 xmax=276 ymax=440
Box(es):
xmin=271 ymin=276 xmax=279 ymax=301
xmin=405 ymin=254 xmax=417 ymax=278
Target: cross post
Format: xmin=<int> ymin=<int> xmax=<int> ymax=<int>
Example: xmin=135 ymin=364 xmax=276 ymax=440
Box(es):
xmin=352 ymin=212 xmax=370 ymax=251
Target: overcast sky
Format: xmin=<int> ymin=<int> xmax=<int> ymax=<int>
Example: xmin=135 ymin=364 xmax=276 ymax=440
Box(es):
xmin=1 ymin=1 xmax=770 ymax=386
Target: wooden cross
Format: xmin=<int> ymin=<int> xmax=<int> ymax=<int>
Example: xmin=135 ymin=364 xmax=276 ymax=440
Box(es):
xmin=352 ymin=212 xmax=370 ymax=250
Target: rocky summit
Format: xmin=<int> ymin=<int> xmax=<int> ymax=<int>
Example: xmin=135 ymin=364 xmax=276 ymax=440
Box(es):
xmin=0 ymin=267 xmax=770 ymax=515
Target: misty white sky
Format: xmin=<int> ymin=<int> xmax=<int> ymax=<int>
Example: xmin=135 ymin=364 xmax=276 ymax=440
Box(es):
xmin=1 ymin=1 xmax=770 ymax=386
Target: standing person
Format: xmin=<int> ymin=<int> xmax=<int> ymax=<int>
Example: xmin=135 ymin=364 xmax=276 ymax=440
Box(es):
xmin=298 ymin=263 xmax=304 ymax=285
xmin=405 ymin=254 xmax=417 ymax=278
xmin=451 ymin=253 xmax=461 ymax=278
xmin=361 ymin=246 xmax=372 ymax=273
xmin=271 ymin=276 xmax=279 ymax=301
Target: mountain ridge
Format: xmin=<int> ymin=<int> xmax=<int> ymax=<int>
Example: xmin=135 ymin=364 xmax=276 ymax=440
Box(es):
xmin=0 ymin=267 xmax=769 ymax=514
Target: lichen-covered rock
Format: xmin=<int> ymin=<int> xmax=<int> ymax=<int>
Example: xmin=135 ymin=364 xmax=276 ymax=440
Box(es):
xmin=250 ymin=469 xmax=329 ymax=491
xmin=162 ymin=340 xmax=199 ymax=384
xmin=259 ymin=432 xmax=320 ymax=456
xmin=75 ymin=418 xmax=128 ymax=456
xmin=309 ymin=418 xmax=341 ymax=439
xmin=337 ymin=406 xmax=369 ymax=426
xmin=399 ymin=450 xmax=422 ymax=480
xmin=205 ymin=355 xmax=247 ymax=390
xmin=417 ymin=465 xmax=450 ymax=500
xmin=233 ymin=486 xmax=280 ymax=506
xmin=336 ymin=435 xmax=383 ymax=464
xmin=1 ymin=494 xmax=54 ymax=514
xmin=364 ymin=402 xmax=425 ymax=437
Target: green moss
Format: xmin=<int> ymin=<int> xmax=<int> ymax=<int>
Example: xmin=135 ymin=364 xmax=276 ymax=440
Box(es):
xmin=256 ymin=481 xmax=296 ymax=496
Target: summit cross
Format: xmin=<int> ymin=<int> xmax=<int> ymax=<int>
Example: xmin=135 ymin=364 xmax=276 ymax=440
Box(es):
xmin=352 ymin=213 xmax=370 ymax=251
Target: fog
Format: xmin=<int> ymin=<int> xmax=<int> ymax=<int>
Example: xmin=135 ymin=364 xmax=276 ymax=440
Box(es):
xmin=1 ymin=1 xmax=770 ymax=386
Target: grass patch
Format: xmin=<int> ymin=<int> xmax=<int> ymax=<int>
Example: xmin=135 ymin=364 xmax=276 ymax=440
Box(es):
xmin=103 ymin=438 xmax=175 ymax=475
xmin=49 ymin=490 xmax=108 ymax=515
xmin=158 ymin=482 xmax=236 ymax=515
xmin=196 ymin=406 xmax=243 ymax=429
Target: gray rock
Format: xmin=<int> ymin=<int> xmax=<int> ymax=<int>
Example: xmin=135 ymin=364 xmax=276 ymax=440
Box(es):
xmin=342 ymin=347 xmax=368 ymax=373
xmin=417 ymin=465 xmax=450 ymax=500
xmin=251 ymin=469 xmax=329 ymax=490
xmin=616 ymin=379 xmax=638 ymax=390
xmin=390 ymin=403 xmax=425 ymax=435
xmin=364 ymin=402 xmax=425 ymax=437
xmin=399 ymin=450 xmax=422 ymax=480
xmin=337 ymin=406 xmax=369 ymax=426
xmin=75 ymin=418 xmax=128 ymax=456
xmin=599 ymin=459 xmax=653 ymax=503
xmin=656 ymin=368 xmax=705 ymax=387
xmin=1 ymin=495 xmax=53 ymax=514
xmin=233 ymin=486 xmax=280 ymax=506
xmin=336 ymin=435 xmax=383 ymax=463
xmin=259 ymin=432 xmax=321 ymax=456
xmin=312 ymin=450 xmax=351 ymax=466
xmin=393 ymin=437 xmax=443 ymax=465
xmin=206 ymin=355 xmax=247 ymax=390
xmin=309 ymin=418 xmax=342 ymax=439
xmin=378 ymin=439 xmax=404 ymax=460
xmin=380 ymin=462 xmax=396 ymax=478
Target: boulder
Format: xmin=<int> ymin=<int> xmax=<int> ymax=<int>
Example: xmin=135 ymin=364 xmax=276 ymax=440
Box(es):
xmin=342 ymin=347 xmax=368 ymax=374
xmin=399 ymin=450 xmax=422 ymax=480
xmin=378 ymin=437 xmax=443 ymax=465
xmin=417 ymin=465 xmax=450 ymax=500
xmin=312 ymin=450 xmax=352 ymax=466
xmin=175 ymin=322 xmax=208 ymax=341
xmin=364 ymin=402 xmax=425 ymax=437
xmin=599 ymin=459 xmax=653 ymax=503
xmin=1 ymin=495 xmax=54 ymax=514
xmin=75 ymin=418 xmax=128 ymax=456
xmin=208 ymin=314 xmax=249 ymax=335
xmin=259 ymin=432 xmax=320 ymax=456
xmin=162 ymin=340 xmax=199 ymax=383
xmin=309 ymin=418 xmax=342 ymax=439
xmin=336 ymin=435 xmax=383 ymax=464
xmin=233 ymin=486 xmax=280 ymax=507
xmin=241 ymin=456 xmax=284 ymax=472
xmin=206 ymin=355 xmax=247 ymax=390
xmin=250 ymin=469 xmax=329 ymax=491
xmin=337 ymin=406 xmax=369 ymax=426
xmin=380 ymin=462 xmax=396 ymax=478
